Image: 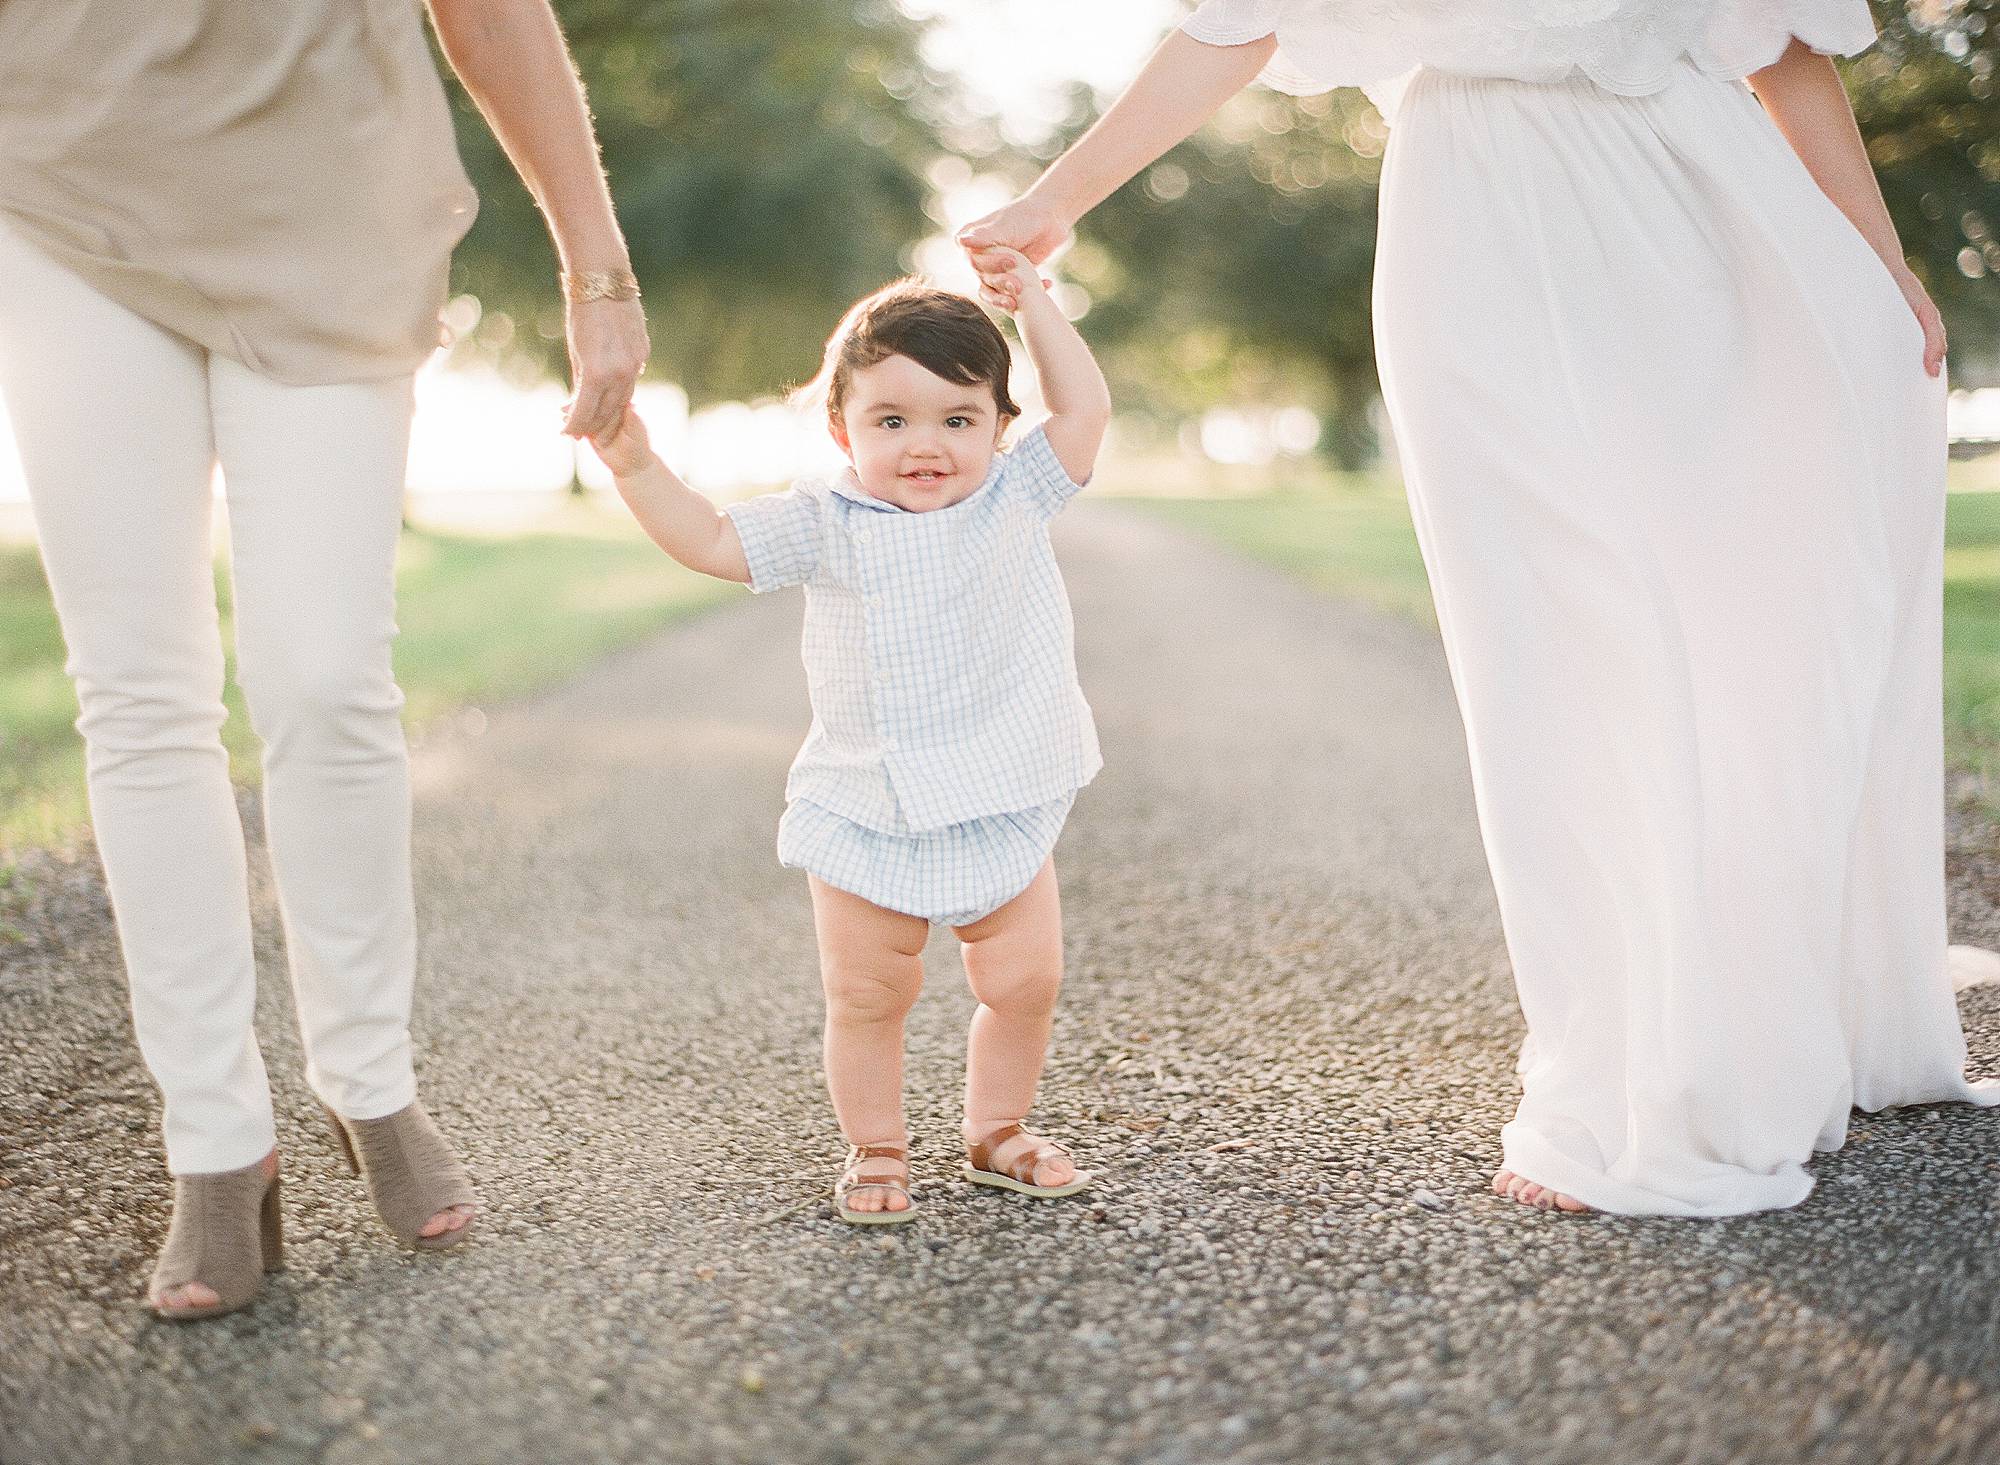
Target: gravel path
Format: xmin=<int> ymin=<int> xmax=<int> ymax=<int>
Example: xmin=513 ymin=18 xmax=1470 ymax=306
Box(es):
xmin=5 ymin=502 xmax=2000 ymax=1465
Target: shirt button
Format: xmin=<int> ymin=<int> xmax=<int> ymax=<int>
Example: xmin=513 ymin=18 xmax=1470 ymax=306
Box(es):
xmin=854 ymin=526 xmax=871 ymax=542
xmin=868 ymin=594 xmax=883 ymax=608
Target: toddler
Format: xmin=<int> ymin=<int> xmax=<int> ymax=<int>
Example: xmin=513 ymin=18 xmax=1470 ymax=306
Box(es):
xmin=587 ymin=249 xmax=1109 ymax=1222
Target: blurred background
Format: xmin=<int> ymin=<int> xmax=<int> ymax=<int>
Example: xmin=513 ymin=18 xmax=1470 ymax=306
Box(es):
xmin=2 ymin=0 xmax=1998 ymax=851
xmin=421 ymin=0 xmax=2000 ymax=485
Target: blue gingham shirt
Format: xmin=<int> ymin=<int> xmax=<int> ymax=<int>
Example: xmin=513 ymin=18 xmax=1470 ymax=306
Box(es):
xmin=723 ymin=422 xmax=1102 ymax=835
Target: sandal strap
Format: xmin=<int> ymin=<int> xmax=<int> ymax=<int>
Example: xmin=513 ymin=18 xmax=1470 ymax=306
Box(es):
xmin=846 ymin=1143 xmax=907 ymax=1162
xmin=839 ymin=1144 xmax=910 ymax=1195
xmin=839 ymin=1163 xmax=909 ymax=1185
xmin=1008 ymin=1137 xmax=1070 ymax=1185
xmin=964 ymin=1124 xmax=1022 ymax=1175
xmin=968 ymin=1125 xmax=1072 ymax=1184
xmin=836 ymin=1160 xmax=916 ymax=1192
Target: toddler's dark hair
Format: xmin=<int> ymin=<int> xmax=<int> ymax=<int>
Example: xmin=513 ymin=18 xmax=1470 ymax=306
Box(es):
xmin=806 ymin=279 xmax=1021 ymax=427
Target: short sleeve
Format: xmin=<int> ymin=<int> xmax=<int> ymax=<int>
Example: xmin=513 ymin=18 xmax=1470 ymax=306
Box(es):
xmin=1179 ymin=0 xmax=1347 ymax=98
xmin=723 ymin=483 xmax=825 ymax=593
xmin=1180 ymin=0 xmax=1282 ymax=48
xmin=1698 ymin=1 xmax=1878 ymax=76
xmin=1001 ymin=422 xmax=1091 ymax=520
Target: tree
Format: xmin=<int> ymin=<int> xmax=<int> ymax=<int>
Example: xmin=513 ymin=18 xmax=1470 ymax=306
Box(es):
xmin=1852 ymin=0 xmax=2000 ymax=372
xmin=441 ymin=0 xmax=946 ymax=404
xmin=1076 ymin=88 xmax=1386 ymax=467
xmin=1044 ymin=1 xmax=2000 ymax=466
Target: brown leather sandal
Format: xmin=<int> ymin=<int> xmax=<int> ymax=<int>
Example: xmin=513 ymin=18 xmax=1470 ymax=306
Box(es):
xmin=834 ymin=1142 xmax=916 ymax=1225
xmin=962 ymin=1123 xmax=1094 ymax=1198
xmin=147 ymin=1152 xmax=284 ymax=1322
xmin=324 ymin=1101 xmax=477 ymax=1250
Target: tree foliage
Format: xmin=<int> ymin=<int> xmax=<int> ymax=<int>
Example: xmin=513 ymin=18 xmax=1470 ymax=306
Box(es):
xmin=441 ymin=0 xmax=943 ymax=404
xmin=1073 ymin=89 xmax=1387 ymax=466
xmin=442 ymin=1 xmax=1997 ymax=462
xmin=1057 ymin=0 xmax=1999 ymax=464
xmin=1851 ymin=0 xmax=2000 ymax=366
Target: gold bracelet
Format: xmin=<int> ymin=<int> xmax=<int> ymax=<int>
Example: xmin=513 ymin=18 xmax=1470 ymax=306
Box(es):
xmin=560 ymin=268 xmax=641 ymax=304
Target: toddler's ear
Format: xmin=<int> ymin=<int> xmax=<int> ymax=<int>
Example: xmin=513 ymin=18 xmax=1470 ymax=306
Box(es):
xmin=827 ymin=414 xmax=852 ymax=455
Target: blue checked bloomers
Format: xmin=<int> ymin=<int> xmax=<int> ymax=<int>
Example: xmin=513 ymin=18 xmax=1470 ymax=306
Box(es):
xmin=723 ymin=421 xmax=1101 ymax=923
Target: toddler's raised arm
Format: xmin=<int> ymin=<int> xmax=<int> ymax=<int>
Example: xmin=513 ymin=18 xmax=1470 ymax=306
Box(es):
xmin=588 ymin=409 xmax=752 ymax=583
xmin=980 ymin=251 xmax=1111 ymax=486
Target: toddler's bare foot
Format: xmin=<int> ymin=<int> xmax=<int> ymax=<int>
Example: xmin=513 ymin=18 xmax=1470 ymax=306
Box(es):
xmin=1035 ymin=1151 xmax=1076 ymax=1188
xmin=1493 ymin=1168 xmax=1590 ymax=1213
xmin=963 ymin=1123 xmax=1092 ymax=1197
xmin=835 ymin=1144 xmax=915 ymax=1223
xmin=844 ymin=1174 xmax=910 ymax=1214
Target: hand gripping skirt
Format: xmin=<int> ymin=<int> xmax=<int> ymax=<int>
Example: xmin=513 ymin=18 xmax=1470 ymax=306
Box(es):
xmin=778 ymin=792 xmax=1074 ymax=927
xmin=1372 ymin=57 xmax=1999 ymax=1216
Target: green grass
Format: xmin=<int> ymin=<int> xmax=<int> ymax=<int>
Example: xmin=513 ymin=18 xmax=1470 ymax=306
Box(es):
xmin=1945 ymin=487 xmax=2000 ymax=786
xmin=1119 ymin=465 xmax=1435 ymax=626
xmin=0 ymin=503 xmax=730 ymax=852
xmin=9 ymin=461 xmax=1997 ymax=852
xmin=1124 ymin=456 xmax=2000 ymax=786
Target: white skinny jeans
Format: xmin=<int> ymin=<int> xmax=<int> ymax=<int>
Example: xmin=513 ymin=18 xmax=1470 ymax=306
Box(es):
xmin=0 ymin=222 xmax=421 ymax=1174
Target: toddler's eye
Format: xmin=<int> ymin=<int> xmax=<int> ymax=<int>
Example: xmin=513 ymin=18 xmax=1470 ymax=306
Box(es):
xmin=879 ymin=416 xmax=904 ymax=430
xmin=947 ymin=416 xmax=973 ymax=429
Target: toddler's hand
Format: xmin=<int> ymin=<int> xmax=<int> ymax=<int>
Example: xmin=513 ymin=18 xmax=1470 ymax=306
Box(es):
xmin=587 ymin=404 xmax=655 ymax=478
xmin=969 ymin=246 xmax=1050 ymax=317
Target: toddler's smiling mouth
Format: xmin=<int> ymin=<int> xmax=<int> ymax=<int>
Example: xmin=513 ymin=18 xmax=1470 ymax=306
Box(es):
xmin=902 ymin=469 xmax=949 ymax=484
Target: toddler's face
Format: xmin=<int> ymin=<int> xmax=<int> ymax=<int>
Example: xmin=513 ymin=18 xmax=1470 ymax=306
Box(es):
xmin=832 ymin=354 xmax=1009 ymax=513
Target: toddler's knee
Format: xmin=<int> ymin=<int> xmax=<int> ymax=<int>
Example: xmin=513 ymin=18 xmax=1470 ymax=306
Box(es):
xmin=964 ymin=955 xmax=1062 ymax=1017
xmin=823 ymin=964 xmax=923 ymax=1026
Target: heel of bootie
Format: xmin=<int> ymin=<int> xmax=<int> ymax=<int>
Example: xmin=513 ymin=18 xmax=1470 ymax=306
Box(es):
xmin=321 ymin=1104 xmax=360 ymax=1176
xmin=148 ymin=1154 xmax=282 ymax=1322
xmin=260 ymin=1172 xmax=285 ymax=1272
xmin=327 ymin=1101 xmax=477 ymax=1249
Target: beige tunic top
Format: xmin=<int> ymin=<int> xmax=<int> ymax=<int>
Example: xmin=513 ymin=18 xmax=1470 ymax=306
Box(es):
xmin=0 ymin=0 xmax=478 ymax=385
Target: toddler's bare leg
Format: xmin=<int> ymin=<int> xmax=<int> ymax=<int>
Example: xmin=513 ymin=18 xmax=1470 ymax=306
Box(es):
xmin=954 ymin=860 xmax=1075 ymax=1189
xmin=808 ymin=876 xmax=928 ymax=1214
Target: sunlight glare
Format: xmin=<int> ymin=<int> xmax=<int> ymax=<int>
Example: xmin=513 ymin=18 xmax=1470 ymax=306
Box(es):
xmin=903 ymin=0 xmax=1176 ymax=145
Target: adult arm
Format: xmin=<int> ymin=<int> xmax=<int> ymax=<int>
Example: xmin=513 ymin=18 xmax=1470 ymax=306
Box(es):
xmin=1748 ymin=38 xmax=1946 ymax=377
xmin=426 ymin=0 xmax=652 ymax=434
xmin=958 ymin=30 xmax=1275 ymax=292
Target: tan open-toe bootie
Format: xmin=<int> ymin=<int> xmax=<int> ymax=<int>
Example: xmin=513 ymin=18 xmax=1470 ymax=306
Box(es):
xmin=323 ymin=1100 xmax=477 ymax=1250
xmin=147 ymin=1152 xmax=283 ymax=1322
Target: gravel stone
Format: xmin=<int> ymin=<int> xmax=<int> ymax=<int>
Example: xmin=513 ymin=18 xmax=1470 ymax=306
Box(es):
xmin=5 ymin=505 xmax=2000 ymax=1465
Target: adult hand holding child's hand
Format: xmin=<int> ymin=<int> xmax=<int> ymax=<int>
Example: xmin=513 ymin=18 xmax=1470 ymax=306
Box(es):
xmin=561 ymin=294 xmax=650 ymax=441
xmin=958 ymin=196 xmax=1070 ymax=267
xmin=587 ymin=403 xmax=653 ymax=478
xmin=959 ymin=197 xmax=1069 ymax=314
xmin=966 ymin=245 xmax=1050 ymax=317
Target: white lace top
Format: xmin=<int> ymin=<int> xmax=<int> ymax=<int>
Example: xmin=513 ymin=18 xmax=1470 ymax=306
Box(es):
xmin=1180 ymin=0 xmax=1879 ymax=120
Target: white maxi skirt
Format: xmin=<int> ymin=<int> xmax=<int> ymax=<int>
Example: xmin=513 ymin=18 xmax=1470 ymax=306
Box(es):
xmin=1372 ymin=58 xmax=1999 ymax=1216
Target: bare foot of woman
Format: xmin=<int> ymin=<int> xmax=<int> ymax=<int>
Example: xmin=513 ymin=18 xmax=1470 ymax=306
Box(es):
xmin=1493 ymin=1168 xmax=1591 ymax=1213
xmin=420 ymin=1204 xmax=476 ymax=1239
